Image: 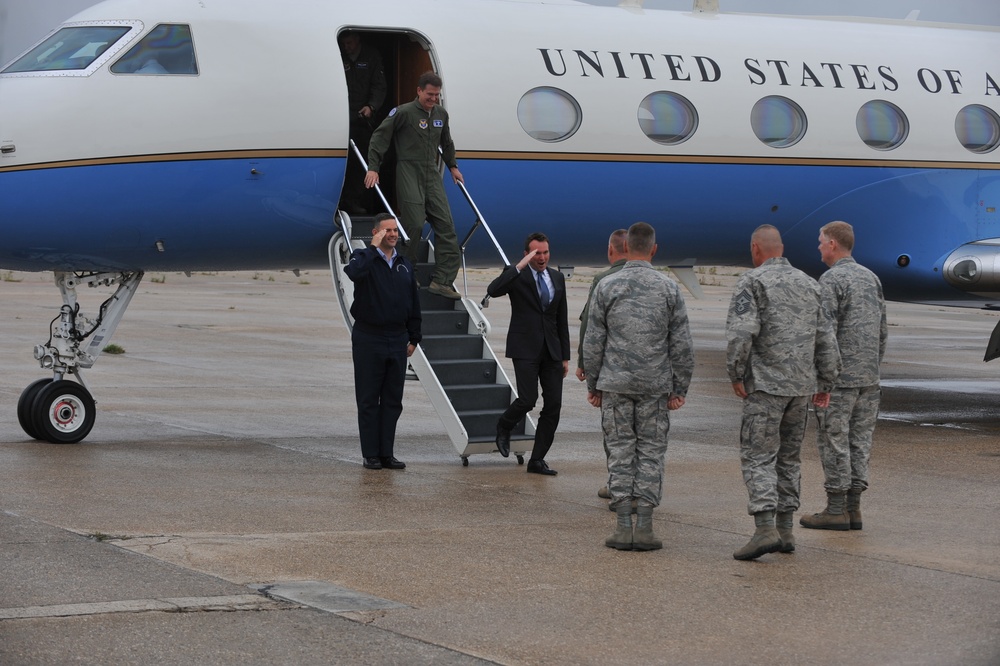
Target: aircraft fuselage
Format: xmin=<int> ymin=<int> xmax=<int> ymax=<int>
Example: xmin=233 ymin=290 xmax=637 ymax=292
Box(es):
xmin=1 ymin=0 xmax=998 ymax=306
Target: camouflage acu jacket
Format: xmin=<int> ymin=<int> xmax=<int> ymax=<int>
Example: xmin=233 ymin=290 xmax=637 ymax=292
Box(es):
xmin=726 ymin=257 xmax=841 ymax=396
xmin=582 ymin=260 xmax=694 ymax=396
xmin=821 ymin=256 xmax=887 ymax=387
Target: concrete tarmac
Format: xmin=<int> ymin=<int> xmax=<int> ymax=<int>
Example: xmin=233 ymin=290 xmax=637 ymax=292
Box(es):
xmin=1 ymin=266 xmax=998 ymax=665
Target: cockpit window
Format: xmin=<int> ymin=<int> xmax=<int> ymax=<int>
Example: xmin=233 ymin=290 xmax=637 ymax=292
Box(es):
xmin=1 ymin=22 xmax=140 ymax=76
xmin=110 ymin=24 xmax=198 ymax=75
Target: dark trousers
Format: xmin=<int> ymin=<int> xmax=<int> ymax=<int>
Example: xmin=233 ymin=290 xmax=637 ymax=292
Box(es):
xmin=340 ymin=119 xmax=375 ymax=214
xmin=498 ymin=347 xmax=563 ymax=462
xmin=352 ymin=328 xmax=408 ymax=458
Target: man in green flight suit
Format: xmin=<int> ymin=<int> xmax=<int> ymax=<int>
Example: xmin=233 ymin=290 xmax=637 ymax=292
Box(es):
xmin=364 ymin=71 xmax=463 ymax=300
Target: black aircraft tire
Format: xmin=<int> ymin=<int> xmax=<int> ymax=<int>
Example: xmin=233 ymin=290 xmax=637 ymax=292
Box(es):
xmin=31 ymin=380 xmax=96 ymax=444
xmin=17 ymin=378 xmax=53 ymax=440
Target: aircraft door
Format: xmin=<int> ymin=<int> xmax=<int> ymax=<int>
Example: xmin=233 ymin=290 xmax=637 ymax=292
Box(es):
xmin=337 ymin=30 xmax=435 ymax=217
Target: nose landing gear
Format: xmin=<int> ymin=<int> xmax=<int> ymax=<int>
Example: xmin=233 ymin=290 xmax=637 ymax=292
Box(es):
xmin=17 ymin=270 xmax=143 ymax=444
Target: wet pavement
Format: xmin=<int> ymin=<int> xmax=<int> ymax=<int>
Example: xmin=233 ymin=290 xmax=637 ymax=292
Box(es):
xmin=1 ymin=267 xmax=998 ymax=665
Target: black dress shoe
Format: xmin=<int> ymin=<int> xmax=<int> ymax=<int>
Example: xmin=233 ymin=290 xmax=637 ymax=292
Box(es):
xmin=380 ymin=456 xmax=406 ymax=470
xmin=363 ymin=457 xmax=383 ymax=470
xmin=526 ymin=460 xmax=557 ymax=476
xmin=495 ymin=424 xmax=511 ymax=458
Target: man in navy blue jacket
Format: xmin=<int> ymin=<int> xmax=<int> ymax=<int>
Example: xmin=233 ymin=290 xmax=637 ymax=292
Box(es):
xmin=344 ymin=213 xmax=422 ymax=470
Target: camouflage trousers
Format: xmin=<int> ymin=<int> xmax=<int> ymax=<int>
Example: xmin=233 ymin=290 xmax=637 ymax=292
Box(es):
xmin=740 ymin=391 xmax=809 ymax=515
xmin=814 ymin=384 xmax=880 ymax=493
xmin=601 ymin=392 xmax=670 ymax=510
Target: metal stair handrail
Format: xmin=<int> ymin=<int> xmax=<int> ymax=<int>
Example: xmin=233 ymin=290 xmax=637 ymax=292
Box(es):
xmin=348 ymin=139 xmax=409 ymax=243
xmin=437 ymin=147 xmax=510 ymax=303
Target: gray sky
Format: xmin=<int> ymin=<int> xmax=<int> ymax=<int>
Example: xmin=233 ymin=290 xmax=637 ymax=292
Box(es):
xmin=3 ymin=0 xmax=999 ymax=67
xmin=584 ymin=0 xmax=1000 ymax=24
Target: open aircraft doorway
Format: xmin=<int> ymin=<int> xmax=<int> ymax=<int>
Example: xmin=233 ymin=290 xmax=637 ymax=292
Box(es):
xmin=337 ymin=28 xmax=436 ymax=218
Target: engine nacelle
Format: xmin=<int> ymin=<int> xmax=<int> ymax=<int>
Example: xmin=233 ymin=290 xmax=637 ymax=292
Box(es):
xmin=942 ymin=240 xmax=1000 ymax=297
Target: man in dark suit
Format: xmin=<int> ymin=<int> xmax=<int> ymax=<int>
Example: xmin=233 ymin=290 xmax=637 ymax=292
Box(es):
xmin=487 ymin=232 xmax=571 ymax=475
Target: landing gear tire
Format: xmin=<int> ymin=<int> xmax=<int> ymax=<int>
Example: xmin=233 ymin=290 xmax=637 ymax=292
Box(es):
xmin=516 ymin=455 xmax=524 ymax=465
xmin=17 ymin=378 xmax=54 ymax=440
xmin=461 ymin=456 xmax=469 ymax=467
xmin=31 ymin=380 xmax=96 ymax=444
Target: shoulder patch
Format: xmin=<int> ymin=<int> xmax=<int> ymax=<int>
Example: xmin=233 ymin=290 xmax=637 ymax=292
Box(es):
xmin=388 ymin=107 xmax=398 ymax=117
xmin=733 ymin=288 xmax=753 ymax=316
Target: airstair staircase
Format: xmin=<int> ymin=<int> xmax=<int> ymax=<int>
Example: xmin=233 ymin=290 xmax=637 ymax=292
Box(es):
xmin=329 ymin=149 xmax=535 ymax=464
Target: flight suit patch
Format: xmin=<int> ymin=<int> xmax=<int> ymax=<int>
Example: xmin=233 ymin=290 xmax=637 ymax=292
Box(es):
xmin=433 ymin=120 xmax=443 ymax=127
xmin=419 ymin=119 xmax=428 ymax=129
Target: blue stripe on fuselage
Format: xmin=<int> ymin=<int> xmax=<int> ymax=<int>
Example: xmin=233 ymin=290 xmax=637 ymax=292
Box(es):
xmin=0 ymin=157 xmax=343 ymax=272
xmin=447 ymin=159 xmax=992 ymax=304
xmin=2 ymin=154 xmax=992 ymax=304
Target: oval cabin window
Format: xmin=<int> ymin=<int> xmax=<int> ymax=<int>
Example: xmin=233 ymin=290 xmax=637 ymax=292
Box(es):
xmin=857 ymin=100 xmax=908 ymax=150
xmin=751 ymin=96 xmax=807 ymax=148
xmin=517 ymin=87 xmax=582 ymax=143
xmin=955 ymin=105 xmax=1000 ymax=154
xmin=638 ymin=92 xmax=698 ymax=146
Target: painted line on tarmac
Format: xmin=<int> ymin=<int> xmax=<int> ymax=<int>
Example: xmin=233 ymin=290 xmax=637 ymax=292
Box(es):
xmin=0 ymin=594 xmax=292 ymax=620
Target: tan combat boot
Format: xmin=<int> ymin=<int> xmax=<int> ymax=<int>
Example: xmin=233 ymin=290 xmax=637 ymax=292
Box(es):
xmin=776 ymin=511 xmax=795 ymax=553
xmin=799 ymin=492 xmax=850 ymax=530
xmin=846 ymin=489 xmax=863 ymax=530
xmin=633 ymin=505 xmax=662 ymax=551
xmin=733 ymin=510 xmax=782 ymax=560
xmin=605 ymin=504 xmax=633 ymax=550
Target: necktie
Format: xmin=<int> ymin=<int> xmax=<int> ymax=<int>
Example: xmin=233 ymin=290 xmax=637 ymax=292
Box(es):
xmin=537 ymin=271 xmax=550 ymax=308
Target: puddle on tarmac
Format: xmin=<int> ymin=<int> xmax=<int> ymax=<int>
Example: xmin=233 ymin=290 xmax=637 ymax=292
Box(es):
xmin=879 ymin=380 xmax=1000 ymax=431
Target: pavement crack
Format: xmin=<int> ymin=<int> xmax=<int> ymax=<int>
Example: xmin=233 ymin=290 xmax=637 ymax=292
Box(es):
xmin=0 ymin=594 xmax=295 ymax=621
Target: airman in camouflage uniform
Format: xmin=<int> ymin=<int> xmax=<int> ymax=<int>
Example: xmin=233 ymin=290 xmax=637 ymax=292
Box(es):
xmin=575 ymin=229 xmax=628 ymax=502
xmin=801 ymin=221 xmax=887 ymax=531
xmin=365 ymin=71 xmax=463 ymax=300
xmin=726 ymin=225 xmax=841 ymax=560
xmin=582 ymin=222 xmax=694 ymax=551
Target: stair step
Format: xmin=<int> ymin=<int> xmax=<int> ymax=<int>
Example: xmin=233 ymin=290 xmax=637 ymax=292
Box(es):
xmin=457 ymin=410 xmax=527 ymax=439
xmin=468 ymin=434 xmax=534 ymax=444
xmin=443 ymin=383 xmax=511 ymax=412
xmin=419 ymin=289 xmax=463 ymax=310
xmin=414 ymin=263 xmax=435 ymax=286
xmin=422 ymin=309 xmax=471 ymax=335
xmin=421 ymin=335 xmax=484 ymax=360
xmin=430 ymin=359 xmax=497 ymax=385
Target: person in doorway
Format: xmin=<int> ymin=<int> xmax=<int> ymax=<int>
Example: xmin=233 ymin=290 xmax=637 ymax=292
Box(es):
xmin=338 ymin=31 xmax=386 ymax=215
xmin=488 ymin=232 xmax=570 ymax=475
xmin=344 ymin=213 xmax=421 ymax=470
xmin=365 ymin=71 xmax=463 ymax=300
